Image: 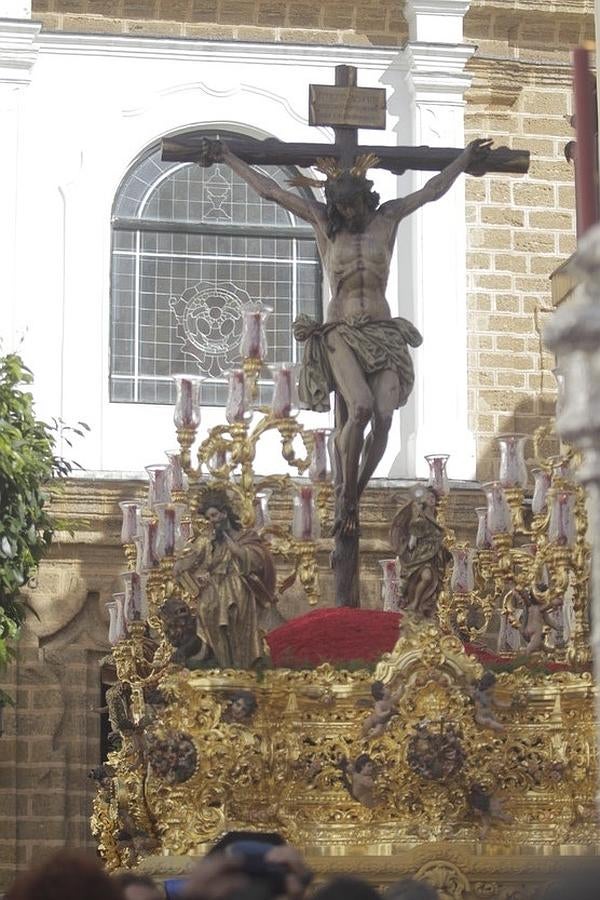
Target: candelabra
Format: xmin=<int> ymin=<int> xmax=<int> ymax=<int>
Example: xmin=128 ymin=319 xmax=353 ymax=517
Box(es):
xmin=432 ymin=427 xmax=590 ymax=665
xmin=108 ymin=305 xmax=337 ymax=644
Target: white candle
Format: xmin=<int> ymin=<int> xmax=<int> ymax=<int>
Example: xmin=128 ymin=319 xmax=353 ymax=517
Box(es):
xmin=309 ymin=430 xmax=330 ymax=482
xmin=226 ymin=369 xmax=247 ymax=424
xmin=272 ymin=364 xmax=295 ymax=418
xmin=292 ymin=486 xmax=319 ymax=540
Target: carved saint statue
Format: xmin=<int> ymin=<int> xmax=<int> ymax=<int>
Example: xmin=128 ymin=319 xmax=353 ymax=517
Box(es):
xmin=173 ymin=489 xmax=277 ymax=669
xmin=195 ymin=137 xmax=492 ymax=541
xmin=390 ymin=486 xmax=447 ymax=617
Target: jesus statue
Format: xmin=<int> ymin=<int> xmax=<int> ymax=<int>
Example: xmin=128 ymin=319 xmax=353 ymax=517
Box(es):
xmin=197 ymin=137 xmax=491 ymax=546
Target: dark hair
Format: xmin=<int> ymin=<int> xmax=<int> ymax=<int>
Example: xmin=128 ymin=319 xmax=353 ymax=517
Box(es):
xmin=385 ymin=879 xmax=439 ymax=900
xmin=324 ymin=173 xmax=380 ymax=239
xmin=208 ymin=831 xmax=285 ymax=855
xmin=198 ymin=490 xmax=242 ymax=531
xmin=5 ymin=850 xmax=125 ymax=900
xmin=230 ymin=690 xmax=258 ymax=715
xmin=313 ymin=876 xmax=382 ymax=900
xmin=371 ymin=681 xmax=386 ymax=701
xmin=354 ymin=753 xmax=373 ymax=773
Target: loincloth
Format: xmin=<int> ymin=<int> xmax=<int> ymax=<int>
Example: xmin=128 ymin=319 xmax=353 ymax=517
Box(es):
xmin=292 ymin=313 xmax=423 ymax=413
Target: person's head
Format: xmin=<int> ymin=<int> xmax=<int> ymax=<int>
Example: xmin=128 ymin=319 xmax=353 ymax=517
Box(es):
xmin=113 ymin=872 xmax=163 ymax=900
xmin=385 ymin=878 xmax=439 ymax=900
xmin=313 ymin=876 xmax=382 ymax=900
xmin=5 ymin=850 xmax=124 ymax=900
xmin=324 ymin=173 xmax=380 ymax=238
xmin=198 ymin=490 xmax=242 ymax=534
xmin=229 ymin=690 xmax=258 ymax=721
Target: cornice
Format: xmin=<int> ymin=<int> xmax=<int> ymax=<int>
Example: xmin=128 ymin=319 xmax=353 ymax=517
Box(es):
xmin=403 ymin=41 xmax=476 ymax=97
xmin=0 ymin=17 xmax=40 ymax=84
xmin=470 ymin=0 xmax=592 ymax=13
xmin=407 ymin=0 xmax=471 ymax=16
xmin=467 ymin=54 xmax=572 ymax=107
xmin=36 ymin=30 xmax=404 ymax=70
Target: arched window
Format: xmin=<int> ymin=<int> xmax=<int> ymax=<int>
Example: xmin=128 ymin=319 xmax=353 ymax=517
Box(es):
xmin=110 ymin=132 xmax=323 ymax=405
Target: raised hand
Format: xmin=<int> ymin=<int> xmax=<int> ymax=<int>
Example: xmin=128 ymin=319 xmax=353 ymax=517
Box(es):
xmin=464 ymin=138 xmax=494 ymax=176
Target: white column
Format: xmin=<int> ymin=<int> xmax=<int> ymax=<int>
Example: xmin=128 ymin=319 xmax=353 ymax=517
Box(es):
xmin=389 ymin=0 xmax=475 ymax=481
xmin=0 ymin=13 xmax=40 ymax=354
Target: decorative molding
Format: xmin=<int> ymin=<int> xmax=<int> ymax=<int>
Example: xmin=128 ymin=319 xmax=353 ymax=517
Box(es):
xmin=121 ymin=79 xmax=332 ymax=137
xmin=468 ymin=55 xmax=573 ymax=95
xmin=404 ymin=42 xmax=476 ymax=100
xmin=405 ymin=0 xmax=472 ymax=43
xmin=470 ymin=0 xmax=592 ymax=12
xmin=0 ymin=18 xmax=40 ymax=85
xmin=37 ymin=31 xmax=404 ymax=69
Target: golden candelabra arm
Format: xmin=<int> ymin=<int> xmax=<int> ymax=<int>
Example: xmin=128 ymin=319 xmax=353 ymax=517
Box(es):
xmin=315 ymin=481 xmax=334 ymax=531
xmin=503 ymin=487 xmax=527 ymax=533
xmin=279 ymin=420 xmax=314 ymax=474
xmin=123 ymin=542 xmax=137 ymax=571
xmin=266 ymin=528 xmax=321 ymax=607
xmin=243 ymin=356 xmax=262 ymax=403
xmin=435 ymin=494 xmax=454 ymax=546
xmin=567 ymin=483 xmax=592 ymax=666
xmin=176 ymin=426 xmax=198 ymax=482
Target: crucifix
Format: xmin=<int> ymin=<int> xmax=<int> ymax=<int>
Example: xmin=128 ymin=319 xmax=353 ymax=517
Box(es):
xmin=163 ymin=65 xmax=530 ymax=610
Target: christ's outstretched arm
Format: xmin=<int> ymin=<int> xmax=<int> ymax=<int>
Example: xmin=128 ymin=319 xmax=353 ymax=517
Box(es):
xmin=198 ymin=138 xmax=327 ymax=227
xmin=378 ymin=138 xmax=493 ymax=224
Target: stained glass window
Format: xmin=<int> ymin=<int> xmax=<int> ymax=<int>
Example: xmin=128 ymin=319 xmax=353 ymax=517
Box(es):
xmin=110 ymin=133 xmax=322 ymax=405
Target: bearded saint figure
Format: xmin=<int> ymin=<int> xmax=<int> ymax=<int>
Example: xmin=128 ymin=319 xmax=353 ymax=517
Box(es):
xmin=390 ymin=485 xmax=447 ymax=617
xmin=173 ymin=489 xmax=277 ymax=669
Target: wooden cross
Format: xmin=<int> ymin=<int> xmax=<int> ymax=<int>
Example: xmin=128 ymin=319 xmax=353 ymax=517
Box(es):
xmin=163 ymin=64 xmax=529 ymax=176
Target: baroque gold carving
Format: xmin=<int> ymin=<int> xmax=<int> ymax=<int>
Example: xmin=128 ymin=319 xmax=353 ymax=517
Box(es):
xmin=94 ymin=617 xmax=599 ymax=871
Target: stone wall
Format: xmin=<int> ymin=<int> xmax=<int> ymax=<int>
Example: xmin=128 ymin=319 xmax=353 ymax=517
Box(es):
xmin=31 ymin=0 xmax=408 ymax=43
xmin=463 ymin=2 xmax=593 ymax=480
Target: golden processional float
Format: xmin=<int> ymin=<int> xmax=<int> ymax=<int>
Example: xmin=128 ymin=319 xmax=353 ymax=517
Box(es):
xmin=92 ymin=304 xmax=598 ymax=900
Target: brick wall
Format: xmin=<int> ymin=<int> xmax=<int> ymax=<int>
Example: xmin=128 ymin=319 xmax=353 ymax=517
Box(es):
xmin=463 ymin=5 xmax=594 ymax=480
xmin=31 ymin=0 xmax=409 ymax=44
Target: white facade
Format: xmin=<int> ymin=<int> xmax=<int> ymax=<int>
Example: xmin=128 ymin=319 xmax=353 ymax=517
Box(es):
xmin=1 ymin=5 xmax=475 ymax=478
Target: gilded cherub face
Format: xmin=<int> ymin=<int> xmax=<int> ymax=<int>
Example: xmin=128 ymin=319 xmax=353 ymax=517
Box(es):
xmin=231 ymin=697 xmax=249 ymax=719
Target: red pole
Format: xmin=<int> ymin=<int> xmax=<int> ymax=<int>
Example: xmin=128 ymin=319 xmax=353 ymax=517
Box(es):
xmin=573 ymin=46 xmax=599 ymax=237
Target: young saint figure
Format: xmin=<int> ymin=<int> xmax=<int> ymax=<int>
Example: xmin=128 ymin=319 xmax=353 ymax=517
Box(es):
xmin=196 ymin=137 xmax=492 ymax=539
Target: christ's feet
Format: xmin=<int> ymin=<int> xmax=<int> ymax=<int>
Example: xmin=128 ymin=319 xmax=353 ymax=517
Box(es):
xmin=331 ymin=501 xmax=359 ymax=539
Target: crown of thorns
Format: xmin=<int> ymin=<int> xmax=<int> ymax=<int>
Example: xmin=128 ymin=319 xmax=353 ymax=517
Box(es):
xmin=288 ymin=153 xmax=380 ymax=189
xmin=197 ymin=487 xmax=237 ymax=513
